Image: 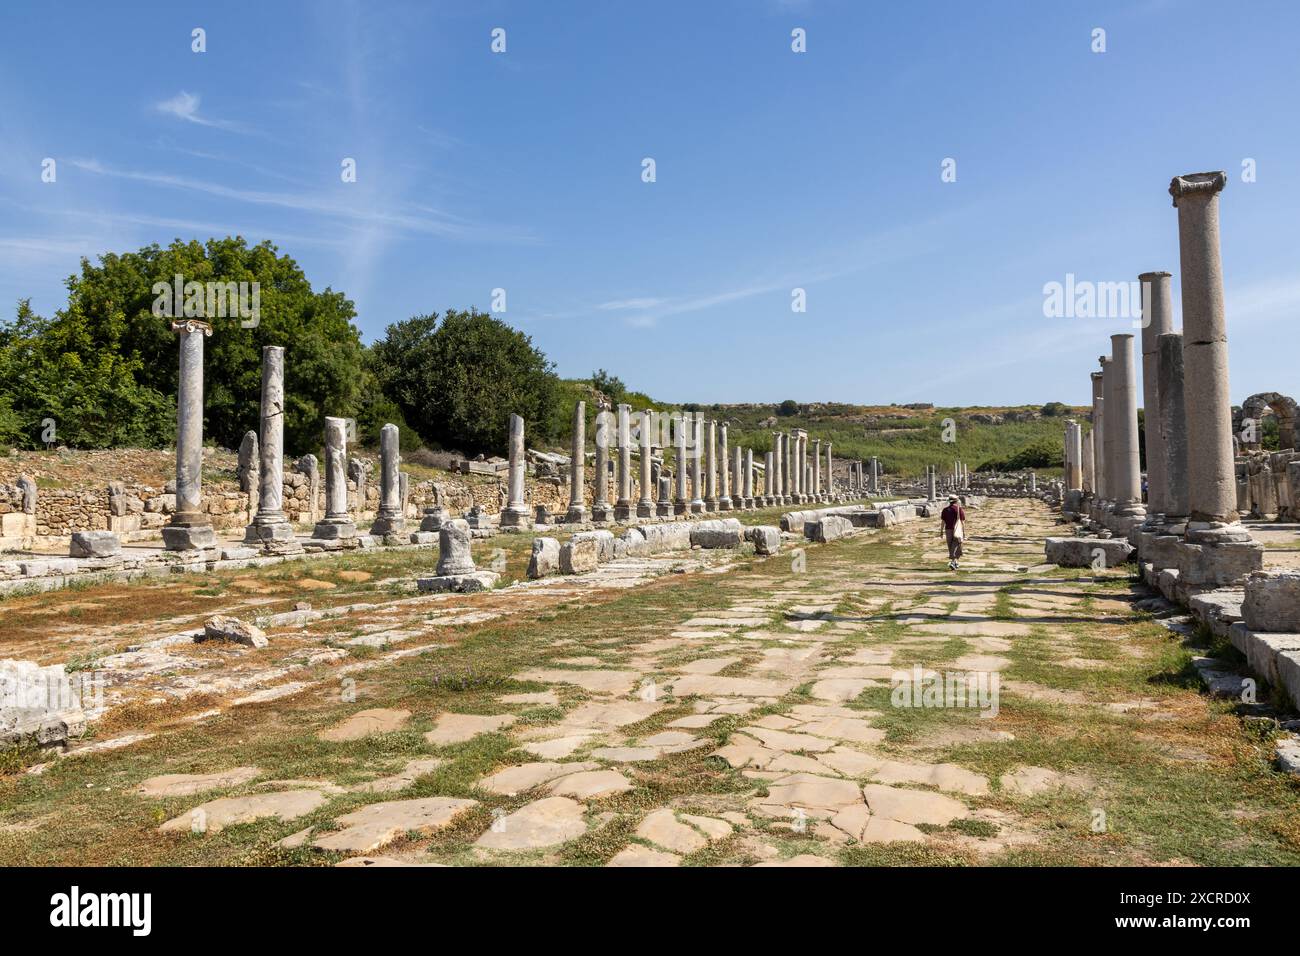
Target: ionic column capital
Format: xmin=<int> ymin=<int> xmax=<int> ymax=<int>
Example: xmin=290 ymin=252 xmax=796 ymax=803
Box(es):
xmin=1169 ymin=171 xmax=1226 ymax=207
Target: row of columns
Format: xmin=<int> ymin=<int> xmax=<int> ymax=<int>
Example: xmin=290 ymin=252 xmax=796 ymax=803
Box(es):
xmin=1074 ymin=170 xmax=1261 ymax=587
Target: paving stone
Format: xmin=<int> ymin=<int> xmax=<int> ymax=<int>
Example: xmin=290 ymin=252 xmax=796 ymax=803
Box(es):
xmin=160 ymin=790 xmax=327 ymax=833
xmin=606 ymin=844 xmax=681 ymax=867
xmin=752 ymin=854 xmax=837 ymax=867
xmin=478 ymin=761 xmax=600 ymax=795
xmin=671 ymin=674 xmax=797 ymax=698
xmin=474 ymin=797 xmax=587 ymax=850
xmin=312 ymin=796 xmax=478 ymax=853
xmin=547 ymin=769 xmax=632 ymax=799
xmin=352 ymin=758 xmax=445 ymax=794
xmin=861 ymin=783 xmax=967 ymax=826
xmin=318 ymin=708 xmax=411 ymax=742
xmin=636 ymin=808 xmax=708 ymax=853
xmin=424 ymin=713 xmax=517 ymax=746
xmin=136 ymin=766 xmax=260 ymax=797
xmin=514 ymin=668 xmax=641 ymax=695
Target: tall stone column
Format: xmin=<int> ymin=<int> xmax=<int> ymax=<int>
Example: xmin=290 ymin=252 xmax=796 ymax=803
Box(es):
xmin=1109 ymin=334 xmax=1145 ymax=528
xmin=718 ymin=422 xmax=732 ymax=510
xmin=673 ymin=412 xmax=688 ymax=515
xmin=1158 ymin=333 xmax=1189 ymax=522
xmin=614 ymin=404 xmax=633 ymax=521
xmin=728 ymin=441 xmax=740 ymax=510
xmin=770 ymin=433 xmax=783 ymax=505
xmin=704 ymin=419 xmax=718 ymax=510
xmin=1139 ymin=271 xmax=1174 ymax=519
xmin=1090 ymin=371 xmax=1106 ymax=501
xmin=1169 ymin=171 xmax=1261 ymax=582
xmin=825 ymin=442 xmax=833 ymax=498
xmin=636 ymin=408 xmax=654 ymax=518
xmin=244 ymin=345 xmax=298 ymax=552
xmin=592 ymin=405 xmax=613 ymax=523
xmin=1082 ymin=427 xmax=1095 ymax=493
xmin=792 ymin=431 xmax=804 ymax=502
xmin=764 ymin=451 xmax=775 ymax=504
xmin=690 ymin=412 xmax=705 ymax=513
xmin=495 ymin=414 xmax=530 ymax=529
xmin=748 ymin=447 xmax=759 ymax=509
xmin=163 ymin=320 xmax=216 ymax=551
xmin=869 ymin=456 xmax=878 ymax=493
xmin=1067 ymin=421 xmax=1083 ymax=491
xmin=314 ymin=416 xmax=357 ymax=540
xmin=368 ymin=423 xmax=407 ymax=536
xmin=927 ymin=465 xmax=937 ymax=501
xmin=812 ymin=439 xmax=822 ymax=501
xmin=784 ymin=434 xmax=796 ymax=503
xmin=566 ymin=400 xmax=587 ymax=523
xmin=1101 ymin=356 xmax=1118 ymax=509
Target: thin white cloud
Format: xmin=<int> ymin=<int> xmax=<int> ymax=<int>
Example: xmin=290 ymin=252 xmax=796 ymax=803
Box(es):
xmin=596 ymin=297 xmax=667 ymax=311
xmin=154 ymin=91 xmax=247 ymax=133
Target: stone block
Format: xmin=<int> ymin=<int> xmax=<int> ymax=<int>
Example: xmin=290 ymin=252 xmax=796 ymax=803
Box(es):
xmin=200 ymin=615 xmax=269 ymax=648
xmin=1228 ymin=624 xmax=1300 ymax=698
xmin=1176 ymin=539 xmax=1264 ymax=588
xmin=1242 ymin=571 xmax=1300 ymax=632
xmin=639 ymin=523 xmax=692 ymax=553
xmin=417 ymin=571 xmax=499 ymax=594
xmin=807 ymin=515 xmax=852 ymax=542
xmin=690 ymin=518 xmax=743 ymax=549
xmin=528 ymin=537 xmax=561 ymax=579
xmin=573 ymin=529 xmax=616 ymax=563
xmin=69 ymin=530 xmax=121 ymax=559
xmin=746 ymin=525 xmax=781 ymax=555
xmin=1044 ymin=537 xmax=1132 ymax=568
xmin=560 ymin=534 xmax=601 ymax=574
xmin=1276 ymin=651 xmax=1300 ymax=712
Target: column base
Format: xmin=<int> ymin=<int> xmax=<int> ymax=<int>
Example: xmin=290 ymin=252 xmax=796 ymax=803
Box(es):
xmin=636 ymin=501 xmax=653 ymax=518
xmin=563 ymin=505 xmax=587 ymax=524
xmin=655 ymin=501 xmax=673 ymax=518
xmin=313 ymin=517 xmax=357 ymax=540
xmin=591 ymin=503 xmax=613 ymax=523
xmin=1175 ymin=523 xmax=1264 ymax=588
xmin=370 ymin=512 xmax=407 ymax=535
xmin=673 ymin=500 xmax=688 ymax=516
xmin=162 ymin=524 xmax=217 ymax=551
xmin=499 ymin=506 xmax=532 ymax=530
xmin=613 ymin=503 xmax=634 ymax=522
xmin=690 ymin=501 xmax=705 ymax=514
xmin=718 ymin=497 xmax=732 ymax=511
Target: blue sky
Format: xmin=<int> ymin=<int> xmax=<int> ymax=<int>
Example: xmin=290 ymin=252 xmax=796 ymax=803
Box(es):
xmin=2 ymin=0 xmax=1298 ymax=408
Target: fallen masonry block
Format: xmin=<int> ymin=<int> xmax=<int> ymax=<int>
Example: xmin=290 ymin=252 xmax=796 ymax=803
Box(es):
xmin=614 ymin=528 xmax=651 ymax=559
xmin=416 ymin=571 xmax=499 ymax=593
xmin=69 ymin=530 xmax=121 ymax=558
xmin=1242 ymin=570 xmax=1300 ymax=632
xmin=560 ymin=534 xmax=601 ymax=574
xmin=1044 ymin=537 xmax=1133 ymax=568
xmin=806 ymin=515 xmax=852 ymax=542
xmin=527 ymin=537 xmax=560 ymax=579
xmin=690 ymin=518 xmax=743 ymax=549
xmin=200 ymin=615 xmax=269 ymax=648
xmin=746 ymin=526 xmax=781 ymax=556
xmin=638 ymin=523 xmax=693 ymax=553
xmin=0 ymin=659 xmax=89 ymax=748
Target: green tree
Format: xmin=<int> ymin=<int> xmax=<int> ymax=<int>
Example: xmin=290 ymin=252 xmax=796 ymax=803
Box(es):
xmin=373 ymin=309 xmax=559 ymax=454
xmin=777 ymin=399 xmax=799 ymax=417
xmin=589 ymin=369 xmax=627 ymax=406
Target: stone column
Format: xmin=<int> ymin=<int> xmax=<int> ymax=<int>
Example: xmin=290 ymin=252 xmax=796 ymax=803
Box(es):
xmin=1158 ymin=332 xmax=1189 ymax=521
xmin=718 ymin=422 xmax=732 ymax=510
xmin=1090 ymin=371 xmax=1106 ymax=501
xmin=1082 ymin=427 xmax=1095 ymax=493
xmin=812 ymin=439 xmax=822 ymax=501
xmin=1169 ymin=171 xmax=1262 ymax=582
xmin=163 ymin=320 xmax=216 ymax=551
xmin=704 ymin=419 xmax=719 ymax=510
xmin=770 ymin=433 xmax=783 ymax=504
xmin=497 ymin=414 xmax=530 ymax=529
xmin=825 ymin=442 xmax=833 ymax=498
xmin=243 ymin=345 xmax=298 ymax=551
xmin=763 ymin=451 xmax=774 ymax=504
xmin=565 ymin=400 xmax=587 ymax=523
xmin=690 ymin=413 xmax=705 ymax=513
xmin=592 ymin=405 xmax=613 ymax=522
xmin=1101 ymin=356 xmax=1118 ymax=508
xmin=1110 ymin=334 xmax=1145 ymax=528
xmin=784 ymin=434 xmax=796 ymax=503
xmin=636 ymin=408 xmax=654 ymax=518
xmin=614 ymin=404 xmax=633 ymax=521
xmin=1140 ymin=271 xmax=1174 ymax=519
xmin=927 ymin=464 xmax=937 ymax=501
xmin=313 ymin=416 xmax=357 ymax=540
xmin=370 ymin=423 xmax=407 ymax=536
xmin=728 ymin=441 xmax=741 ymax=510
xmin=673 ymin=412 xmax=688 ymax=515
xmin=1066 ymin=420 xmax=1083 ymax=491
xmin=656 ymin=475 xmax=673 ymax=517
xmin=748 ymin=447 xmax=759 ymax=509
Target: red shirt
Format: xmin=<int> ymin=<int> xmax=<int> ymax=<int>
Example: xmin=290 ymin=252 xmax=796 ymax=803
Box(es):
xmin=940 ymin=504 xmax=965 ymax=529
